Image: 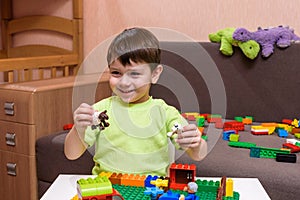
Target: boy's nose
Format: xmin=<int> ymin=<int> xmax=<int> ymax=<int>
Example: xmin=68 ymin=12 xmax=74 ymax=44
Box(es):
xmin=118 ymin=74 xmax=131 ymax=86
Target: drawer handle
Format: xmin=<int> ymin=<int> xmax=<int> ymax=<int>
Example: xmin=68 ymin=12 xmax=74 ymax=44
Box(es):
xmin=4 ymin=102 xmax=15 ymax=116
xmin=5 ymin=132 xmax=16 ymax=146
xmin=6 ymin=163 xmax=17 ymax=176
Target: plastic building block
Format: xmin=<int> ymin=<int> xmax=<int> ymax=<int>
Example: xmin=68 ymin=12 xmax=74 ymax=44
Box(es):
xmin=228 ymin=141 xmax=256 ymax=149
xmin=282 ymin=119 xmax=293 ymax=125
xmin=109 ymin=172 xmax=123 ymax=185
xmin=223 ymin=121 xmax=244 ymax=131
xmin=282 ymin=143 xmax=300 ymax=153
xmin=250 ymin=146 xmax=291 ymax=159
xmin=113 ymin=184 xmax=150 ymax=200
xmin=286 ymin=138 xmax=300 ymax=146
xmin=77 ymin=176 xmax=112 ymax=198
xmin=144 ymin=187 xmax=164 ymax=199
xmin=215 ymin=121 xmax=224 ymax=129
xmin=201 ymin=135 xmax=208 ymax=141
xmin=196 ymin=116 xmax=205 ymax=127
xmin=276 ymin=153 xmax=297 ymax=163
xmin=291 ymin=119 xmax=299 ymax=127
xmin=295 ymin=133 xmax=300 ymax=139
xmin=292 ymin=127 xmax=300 ymax=134
xmin=229 ymin=134 xmax=239 ymax=142
xmin=222 ymin=192 xmax=240 ymax=200
xmin=234 ymin=117 xmax=243 ymax=122
xmin=63 ymin=123 xmax=73 ymax=130
xmin=251 ymin=125 xmax=269 ymax=135
xmin=145 ymin=175 xmax=158 ymax=188
xmin=225 ymin=179 xmax=233 ymax=197
xmin=158 ymin=190 xmax=180 ymax=200
xmin=169 ymin=163 xmax=196 ymax=190
xmin=121 ymin=173 xmax=147 ymax=187
xmin=277 ymin=129 xmax=288 ymax=138
xmin=223 ymin=130 xmax=237 ymax=141
xmin=195 ymin=179 xmax=220 ymax=193
xmin=207 ymin=114 xmax=222 ymax=123
xmin=242 ymin=118 xmax=252 ymax=125
xmin=150 ymin=178 xmax=169 ymax=189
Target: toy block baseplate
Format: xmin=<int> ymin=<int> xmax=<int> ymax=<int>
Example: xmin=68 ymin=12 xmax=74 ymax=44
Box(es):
xmin=112 ymin=178 xmax=240 ymax=200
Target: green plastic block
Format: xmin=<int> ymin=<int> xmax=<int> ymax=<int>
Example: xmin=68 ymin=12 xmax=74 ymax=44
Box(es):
xmin=201 ymin=135 xmax=208 ymax=141
xmin=223 ymin=192 xmax=240 ymax=200
xmin=195 ymin=179 xmax=220 ymax=192
xmin=295 ymin=133 xmax=300 ymax=139
xmin=228 ymin=141 xmax=256 ymax=149
xmin=234 ymin=117 xmax=243 ymax=122
xmin=113 ymin=184 xmax=150 ymax=200
xmin=77 ymin=176 xmax=112 ymax=197
xmin=196 ymin=116 xmax=205 ymax=127
xmin=250 ymin=146 xmax=291 ymax=159
xmin=245 ymin=116 xmax=253 ymax=120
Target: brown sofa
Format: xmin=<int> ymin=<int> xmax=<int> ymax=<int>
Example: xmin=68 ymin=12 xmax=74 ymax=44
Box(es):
xmin=36 ymin=42 xmax=300 ymax=199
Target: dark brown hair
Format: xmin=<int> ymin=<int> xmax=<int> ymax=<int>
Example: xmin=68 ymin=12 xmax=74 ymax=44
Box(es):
xmin=107 ymin=27 xmax=161 ymax=70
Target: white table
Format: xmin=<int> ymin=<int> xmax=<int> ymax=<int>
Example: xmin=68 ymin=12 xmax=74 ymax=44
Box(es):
xmin=41 ymin=174 xmax=271 ymax=200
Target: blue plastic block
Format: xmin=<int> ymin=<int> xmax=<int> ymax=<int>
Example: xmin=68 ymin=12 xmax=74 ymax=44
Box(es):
xmin=223 ymin=130 xmax=236 ymax=141
xmin=158 ymin=190 xmax=180 ymax=200
xmin=144 ymin=175 xmax=158 ymax=187
xmin=277 ymin=129 xmax=288 ymax=138
xmin=250 ymin=147 xmax=261 ymax=158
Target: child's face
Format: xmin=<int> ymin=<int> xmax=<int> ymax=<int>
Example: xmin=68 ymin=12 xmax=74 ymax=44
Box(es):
xmin=109 ymin=60 xmax=162 ymax=104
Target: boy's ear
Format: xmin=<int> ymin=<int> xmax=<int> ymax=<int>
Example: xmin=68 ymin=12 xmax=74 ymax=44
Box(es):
xmin=151 ymin=65 xmax=163 ymax=84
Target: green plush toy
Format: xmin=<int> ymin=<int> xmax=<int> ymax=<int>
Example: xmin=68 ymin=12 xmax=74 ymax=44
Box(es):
xmin=209 ymin=27 xmax=260 ymax=59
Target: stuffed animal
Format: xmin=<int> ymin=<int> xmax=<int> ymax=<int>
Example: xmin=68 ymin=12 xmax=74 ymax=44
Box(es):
xmin=209 ymin=27 xmax=260 ymax=60
xmin=233 ymin=26 xmax=300 ymax=58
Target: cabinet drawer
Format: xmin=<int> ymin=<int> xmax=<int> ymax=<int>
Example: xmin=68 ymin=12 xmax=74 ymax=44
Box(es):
xmin=0 ymin=150 xmax=37 ymax=200
xmin=0 ymin=121 xmax=36 ymax=155
xmin=0 ymin=90 xmax=34 ymax=124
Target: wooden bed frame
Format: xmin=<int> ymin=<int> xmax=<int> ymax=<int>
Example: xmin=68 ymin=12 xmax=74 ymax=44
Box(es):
xmin=0 ymin=0 xmax=83 ymax=83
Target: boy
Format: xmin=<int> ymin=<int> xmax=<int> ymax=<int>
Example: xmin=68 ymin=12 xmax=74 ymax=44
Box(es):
xmin=64 ymin=27 xmax=207 ymax=176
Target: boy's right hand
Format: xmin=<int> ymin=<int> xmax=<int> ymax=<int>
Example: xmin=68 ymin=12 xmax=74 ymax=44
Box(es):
xmin=73 ymin=103 xmax=94 ymax=136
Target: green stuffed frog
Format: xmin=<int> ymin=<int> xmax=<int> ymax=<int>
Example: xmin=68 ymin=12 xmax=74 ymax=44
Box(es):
xmin=209 ymin=27 xmax=260 ymax=60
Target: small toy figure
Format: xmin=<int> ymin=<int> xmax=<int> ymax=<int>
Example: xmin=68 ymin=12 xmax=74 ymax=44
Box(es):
xmin=167 ymin=123 xmax=182 ymax=137
xmin=179 ymin=182 xmax=199 ymax=200
xmin=91 ymin=110 xmax=110 ymax=130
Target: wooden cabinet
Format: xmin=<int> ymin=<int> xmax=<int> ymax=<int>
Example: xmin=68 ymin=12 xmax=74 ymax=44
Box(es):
xmin=0 ymin=73 xmax=110 ymax=200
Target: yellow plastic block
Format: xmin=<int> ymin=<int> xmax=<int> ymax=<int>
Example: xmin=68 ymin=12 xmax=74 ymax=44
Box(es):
xmin=225 ymin=178 xmax=233 ymax=197
xmin=99 ymin=171 xmax=112 ymax=178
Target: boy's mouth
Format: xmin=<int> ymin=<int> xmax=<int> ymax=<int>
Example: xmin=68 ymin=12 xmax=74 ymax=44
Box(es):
xmin=118 ymin=88 xmax=135 ymax=94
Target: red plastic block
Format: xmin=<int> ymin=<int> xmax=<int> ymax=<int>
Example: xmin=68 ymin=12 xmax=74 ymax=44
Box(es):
xmin=223 ymin=121 xmax=244 ymax=131
xmin=282 ymin=143 xmax=300 ymax=153
xmin=251 ymin=130 xmax=269 ymax=135
xmin=169 ymin=163 xmax=196 ymax=190
xmin=282 ymin=119 xmax=293 ymax=125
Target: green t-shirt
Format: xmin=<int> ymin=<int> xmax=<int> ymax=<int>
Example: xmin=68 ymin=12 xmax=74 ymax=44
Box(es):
xmin=84 ymin=96 xmax=187 ymax=176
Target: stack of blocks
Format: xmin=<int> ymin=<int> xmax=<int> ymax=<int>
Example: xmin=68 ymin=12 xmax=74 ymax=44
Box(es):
xmin=73 ymin=163 xmax=240 ymax=200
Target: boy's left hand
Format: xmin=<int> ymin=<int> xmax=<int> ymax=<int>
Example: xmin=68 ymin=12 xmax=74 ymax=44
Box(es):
xmin=175 ymin=124 xmax=202 ymax=149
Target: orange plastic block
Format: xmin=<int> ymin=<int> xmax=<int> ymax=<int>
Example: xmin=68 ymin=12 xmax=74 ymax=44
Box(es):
xmin=121 ymin=174 xmax=146 ymax=187
xmin=242 ymin=118 xmax=252 ymax=125
xmin=198 ymin=127 xmax=205 ymax=133
xmin=109 ymin=173 xmax=123 ymax=185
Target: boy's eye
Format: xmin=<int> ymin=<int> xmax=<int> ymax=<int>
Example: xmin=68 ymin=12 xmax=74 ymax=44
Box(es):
xmin=130 ymin=72 xmax=141 ymax=77
xmin=110 ymin=71 xmax=121 ymax=77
